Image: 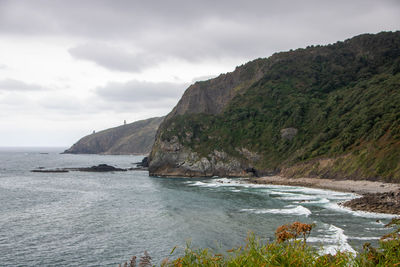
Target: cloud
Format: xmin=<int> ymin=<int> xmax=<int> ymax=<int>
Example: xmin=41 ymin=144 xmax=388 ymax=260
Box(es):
xmin=1 ymin=0 xmax=399 ymax=64
xmin=0 ymin=79 xmax=45 ymax=91
xmin=69 ymin=43 xmax=159 ymax=72
xmin=95 ymin=80 xmax=188 ymax=105
xmin=0 ymin=64 xmax=7 ymax=69
xmin=0 ymin=0 xmax=399 ymax=146
xmin=38 ymin=95 xmax=84 ymax=112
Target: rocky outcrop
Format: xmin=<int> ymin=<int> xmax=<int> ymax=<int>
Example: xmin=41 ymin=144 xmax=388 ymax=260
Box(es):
xmin=64 ymin=117 xmax=164 ymax=155
xmin=149 ymin=59 xmax=273 ymax=177
xmin=342 ymin=191 xmax=400 ymax=215
xmin=165 ymin=58 xmax=273 ymax=120
xmin=150 ymin=145 xmax=251 ymax=177
xmin=149 ymin=131 xmax=262 ymax=177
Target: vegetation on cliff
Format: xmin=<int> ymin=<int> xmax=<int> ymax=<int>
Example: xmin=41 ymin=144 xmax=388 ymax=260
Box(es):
xmin=65 ymin=117 xmax=164 ymax=155
xmin=151 ymin=31 xmax=400 ymax=181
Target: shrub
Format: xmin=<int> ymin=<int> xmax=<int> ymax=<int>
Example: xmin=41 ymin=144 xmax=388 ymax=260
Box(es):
xmin=120 ymin=219 xmax=400 ymax=267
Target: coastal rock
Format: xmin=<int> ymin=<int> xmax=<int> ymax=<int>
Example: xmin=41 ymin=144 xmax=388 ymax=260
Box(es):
xmin=78 ymin=164 xmax=127 ymax=172
xmin=137 ymin=157 xmax=149 ymax=168
xmin=31 ymin=169 xmax=69 ymax=173
xmin=130 ymin=157 xmax=150 ymax=170
xmin=342 ymin=191 xmax=400 ymax=215
xmin=149 ymin=145 xmax=252 ymax=177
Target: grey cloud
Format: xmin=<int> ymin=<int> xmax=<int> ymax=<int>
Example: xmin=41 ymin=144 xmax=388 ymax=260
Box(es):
xmin=0 ymin=79 xmax=45 ymax=91
xmin=95 ymin=80 xmax=188 ymax=104
xmin=69 ymin=43 xmax=158 ymax=72
xmin=1 ymin=0 xmax=399 ymax=64
xmin=39 ymin=95 xmax=84 ymax=112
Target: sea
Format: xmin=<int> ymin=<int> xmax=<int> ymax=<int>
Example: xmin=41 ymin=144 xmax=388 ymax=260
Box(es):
xmin=0 ymin=147 xmax=397 ymax=266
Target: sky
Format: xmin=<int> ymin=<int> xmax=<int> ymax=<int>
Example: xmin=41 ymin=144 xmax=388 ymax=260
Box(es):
xmin=0 ymin=0 xmax=399 ymax=147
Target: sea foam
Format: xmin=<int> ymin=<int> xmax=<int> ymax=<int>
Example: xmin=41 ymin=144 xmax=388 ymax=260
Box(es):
xmin=313 ymin=224 xmax=356 ymax=255
xmin=324 ymin=202 xmax=398 ymax=219
xmin=241 ymin=205 xmax=312 ymax=217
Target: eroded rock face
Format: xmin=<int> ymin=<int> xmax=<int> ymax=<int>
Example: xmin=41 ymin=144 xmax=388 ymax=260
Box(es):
xmin=165 ymin=58 xmax=268 ymax=120
xmin=148 ymin=59 xmax=270 ymax=178
xmin=149 ymin=137 xmax=252 ymax=177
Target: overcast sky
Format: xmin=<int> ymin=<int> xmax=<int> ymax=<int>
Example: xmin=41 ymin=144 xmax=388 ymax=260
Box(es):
xmin=0 ymin=0 xmax=399 ymax=147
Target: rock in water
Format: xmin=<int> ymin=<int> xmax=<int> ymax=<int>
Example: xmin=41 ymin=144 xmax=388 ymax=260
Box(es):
xmin=82 ymin=164 xmax=127 ymax=172
xmin=31 ymin=164 xmax=127 ymax=173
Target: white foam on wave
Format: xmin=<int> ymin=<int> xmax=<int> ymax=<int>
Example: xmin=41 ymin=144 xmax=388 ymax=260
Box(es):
xmin=187 ymin=178 xmax=244 ymax=188
xmin=189 ymin=178 xmax=351 ymax=197
xmin=187 ymin=178 xmax=356 ymax=201
xmin=189 ymin=178 xmax=398 ymax=219
xmin=318 ymin=224 xmax=356 ymax=255
xmin=188 ymin=181 xmax=219 ymax=187
xmin=241 ymin=205 xmax=312 ymax=217
xmin=371 ymin=220 xmax=386 ymax=225
xmin=324 ymin=202 xmax=398 ymax=219
xmin=276 ymin=187 xmax=357 ymax=198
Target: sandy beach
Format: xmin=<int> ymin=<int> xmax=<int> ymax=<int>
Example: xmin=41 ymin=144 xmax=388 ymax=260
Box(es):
xmin=249 ymin=176 xmax=400 ymax=215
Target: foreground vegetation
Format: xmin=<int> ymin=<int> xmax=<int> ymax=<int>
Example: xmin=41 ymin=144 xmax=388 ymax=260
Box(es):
xmin=120 ymin=219 xmax=400 ymax=266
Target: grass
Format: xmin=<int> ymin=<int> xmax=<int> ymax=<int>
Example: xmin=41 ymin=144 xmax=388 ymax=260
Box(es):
xmin=120 ymin=219 xmax=400 ymax=266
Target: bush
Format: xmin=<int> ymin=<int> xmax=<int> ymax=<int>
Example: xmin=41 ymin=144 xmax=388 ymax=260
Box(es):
xmin=120 ymin=219 xmax=400 ymax=267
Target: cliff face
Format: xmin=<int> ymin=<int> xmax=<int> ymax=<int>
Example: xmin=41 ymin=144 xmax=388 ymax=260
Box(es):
xmin=64 ymin=117 xmax=164 ymax=155
xmin=149 ymin=58 xmax=273 ymax=177
xmin=149 ymin=31 xmax=400 ymax=181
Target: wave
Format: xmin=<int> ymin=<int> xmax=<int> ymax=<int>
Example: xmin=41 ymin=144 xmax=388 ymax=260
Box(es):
xmin=324 ymin=202 xmax=398 ymax=219
xmin=241 ymin=205 xmax=312 ymax=217
xmin=318 ymin=224 xmax=356 ymax=255
xmin=205 ymin=178 xmax=356 ymax=200
xmin=275 ymin=187 xmax=358 ymax=199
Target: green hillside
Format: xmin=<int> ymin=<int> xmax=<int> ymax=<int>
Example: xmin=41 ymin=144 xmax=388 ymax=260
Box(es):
xmin=152 ymin=31 xmax=400 ymax=181
xmin=64 ymin=116 xmax=164 ymax=155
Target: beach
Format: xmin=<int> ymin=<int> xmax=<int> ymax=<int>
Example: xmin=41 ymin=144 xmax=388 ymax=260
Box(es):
xmin=249 ymin=176 xmax=400 ymax=215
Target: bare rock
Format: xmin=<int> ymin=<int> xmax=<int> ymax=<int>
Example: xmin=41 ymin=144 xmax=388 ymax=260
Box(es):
xmin=280 ymin=128 xmax=298 ymax=140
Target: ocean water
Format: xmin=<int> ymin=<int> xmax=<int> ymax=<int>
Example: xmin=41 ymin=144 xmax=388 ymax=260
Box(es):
xmin=0 ymin=147 xmax=396 ymax=266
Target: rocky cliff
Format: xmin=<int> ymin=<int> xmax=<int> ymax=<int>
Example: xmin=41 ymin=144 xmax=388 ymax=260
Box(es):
xmin=149 ymin=31 xmax=400 ymax=181
xmin=64 ymin=116 xmax=164 ymax=155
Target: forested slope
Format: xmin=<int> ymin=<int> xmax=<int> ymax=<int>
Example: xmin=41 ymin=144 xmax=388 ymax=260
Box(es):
xmin=149 ymin=31 xmax=400 ymax=182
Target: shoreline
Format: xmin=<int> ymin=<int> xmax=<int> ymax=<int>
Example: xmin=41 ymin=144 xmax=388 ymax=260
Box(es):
xmin=248 ymin=176 xmax=400 ymax=215
xmin=248 ymin=176 xmax=400 ymax=195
